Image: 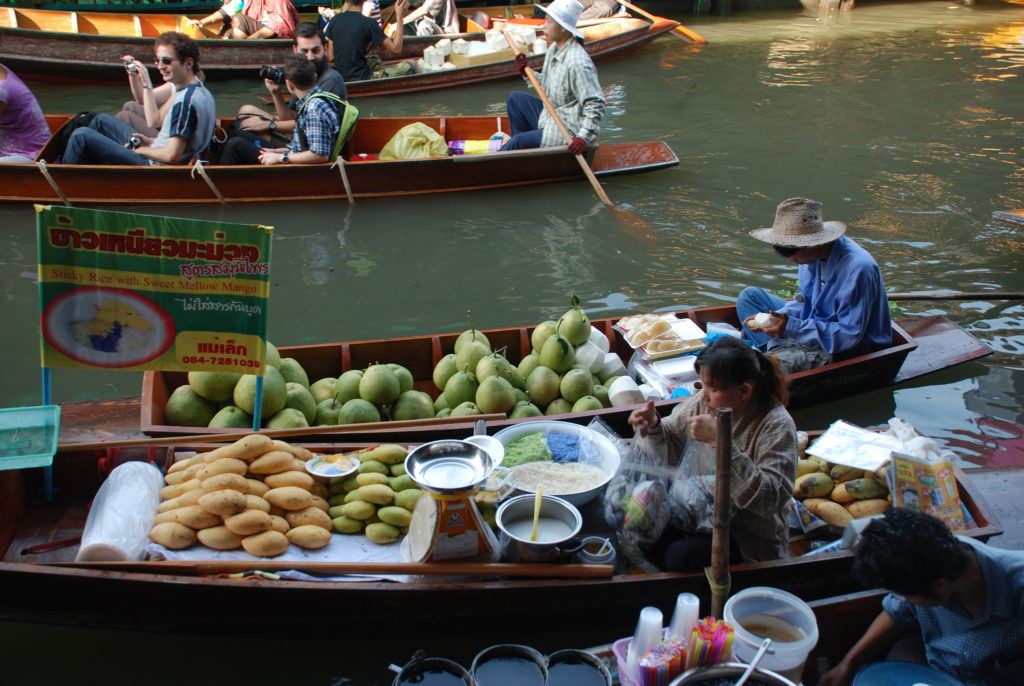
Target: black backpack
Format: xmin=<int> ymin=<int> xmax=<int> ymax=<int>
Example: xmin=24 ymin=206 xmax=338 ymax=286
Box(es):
xmin=53 ymin=111 xmax=97 ymax=162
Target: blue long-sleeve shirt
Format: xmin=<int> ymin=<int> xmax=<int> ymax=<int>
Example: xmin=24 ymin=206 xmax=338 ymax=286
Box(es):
xmin=882 ymin=537 xmax=1024 ymax=686
xmin=779 ymin=234 xmax=891 ymax=357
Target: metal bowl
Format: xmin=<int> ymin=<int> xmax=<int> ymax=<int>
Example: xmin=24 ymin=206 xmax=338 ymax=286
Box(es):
xmin=668 ymin=662 xmax=798 ymax=686
xmin=404 ymin=440 xmax=495 ymax=497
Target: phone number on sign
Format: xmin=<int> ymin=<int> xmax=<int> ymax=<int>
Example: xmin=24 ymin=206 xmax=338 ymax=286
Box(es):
xmin=181 ymin=356 xmax=261 ymax=368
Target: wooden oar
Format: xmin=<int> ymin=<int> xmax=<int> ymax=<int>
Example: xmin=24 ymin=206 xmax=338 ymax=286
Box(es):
xmin=503 ymin=33 xmax=650 ymax=230
xmin=48 ymin=559 xmax=614 ymax=578
xmin=55 ymin=413 xmax=506 ymax=453
xmin=887 ymin=291 xmax=1024 ymax=302
xmin=709 ymin=406 xmax=733 ymax=618
xmin=617 ymin=1 xmax=708 ymax=45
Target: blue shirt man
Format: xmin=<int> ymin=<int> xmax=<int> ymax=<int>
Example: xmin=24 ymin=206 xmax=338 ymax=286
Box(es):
xmin=736 ymin=197 xmax=891 ymax=372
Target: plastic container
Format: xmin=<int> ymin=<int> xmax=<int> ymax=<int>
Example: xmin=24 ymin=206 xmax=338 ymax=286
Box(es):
xmin=574 ymin=536 xmax=616 ymax=565
xmin=723 ymin=586 xmax=819 ymax=684
xmin=0 ymin=405 xmax=60 ymax=471
xmin=851 ymin=660 xmax=963 ymax=686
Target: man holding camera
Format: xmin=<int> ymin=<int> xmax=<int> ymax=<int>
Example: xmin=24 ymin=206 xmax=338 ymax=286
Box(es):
xmin=114 ymin=54 xmax=174 ymax=138
xmin=63 ymin=32 xmax=215 ymax=166
xmin=219 ymin=53 xmax=345 ymax=165
xmin=231 ymin=22 xmax=345 ymax=145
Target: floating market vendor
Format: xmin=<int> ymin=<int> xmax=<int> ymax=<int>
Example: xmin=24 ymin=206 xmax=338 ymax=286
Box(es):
xmin=499 ymin=0 xmax=605 ymax=154
xmin=819 ymin=507 xmax=1024 ymax=686
xmin=627 ymin=336 xmax=797 ymax=572
xmin=735 ymin=197 xmax=892 ymax=373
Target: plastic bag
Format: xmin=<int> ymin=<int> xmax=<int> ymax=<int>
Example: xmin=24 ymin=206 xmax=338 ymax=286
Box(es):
xmin=604 ymin=434 xmax=672 ymax=571
xmin=378 ymin=122 xmax=449 ymax=160
xmin=666 ymin=438 xmax=718 ymax=535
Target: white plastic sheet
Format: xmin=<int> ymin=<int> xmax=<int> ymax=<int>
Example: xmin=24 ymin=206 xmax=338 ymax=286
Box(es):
xmin=76 ymin=461 xmax=163 ymax=561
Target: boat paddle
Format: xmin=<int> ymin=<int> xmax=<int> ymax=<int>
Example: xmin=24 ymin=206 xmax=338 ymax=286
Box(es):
xmin=503 ymin=33 xmax=651 ymax=231
xmin=886 ymin=290 xmax=1024 ymax=301
xmin=617 ymin=1 xmax=708 ymax=45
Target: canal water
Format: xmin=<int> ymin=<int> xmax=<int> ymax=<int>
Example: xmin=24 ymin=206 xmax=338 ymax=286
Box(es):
xmin=1 ymin=1 xmax=1023 ymax=681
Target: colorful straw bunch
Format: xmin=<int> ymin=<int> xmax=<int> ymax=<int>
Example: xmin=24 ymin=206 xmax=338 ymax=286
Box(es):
xmin=685 ymin=617 xmax=734 ymax=670
xmin=637 ymin=635 xmax=687 ymax=686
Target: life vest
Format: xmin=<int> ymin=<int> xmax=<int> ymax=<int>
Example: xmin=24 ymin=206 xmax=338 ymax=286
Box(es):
xmin=296 ymin=90 xmax=359 ymax=162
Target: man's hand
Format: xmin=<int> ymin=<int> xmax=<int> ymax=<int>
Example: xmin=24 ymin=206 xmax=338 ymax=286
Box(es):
xmin=628 ymin=400 xmax=658 ymax=438
xmin=240 ymin=115 xmax=273 ymax=133
xmin=762 ymin=310 xmax=787 ymax=338
xmin=685 ymin=415 xmax=717 ymax=445
xmin=264 ymin=78 xmax=282 ymax=96
xmin=258 ymin=149 xmax=286 ymax=165
xmin=394 ymin=0 xmax=407 ymax=18
xmin=514 ymin=52 xmax=529 ymax=76
xmin=568 ymin=136 xmax=586 ymax=155
xmin=818 ymin=662 xmax=854 ymax=686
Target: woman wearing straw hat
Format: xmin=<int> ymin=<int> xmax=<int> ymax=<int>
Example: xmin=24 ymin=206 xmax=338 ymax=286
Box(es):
xmin=499 ymin=0 xmax=605 ymax=153
xmin=735 ymin=197 xmax=892 ymax=373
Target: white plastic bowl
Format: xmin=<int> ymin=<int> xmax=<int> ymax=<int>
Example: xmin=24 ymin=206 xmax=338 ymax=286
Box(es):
xmin=492 ymin=420 xmax=621 ymax=506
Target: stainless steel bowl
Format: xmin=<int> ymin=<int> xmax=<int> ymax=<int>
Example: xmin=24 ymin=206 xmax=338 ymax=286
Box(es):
xmin=496 ymin=493 xmax=582 ymax=563
xmin=404 ymin=440 xmax=495 ymax=497
xmin=668 ymin=662 xmax=798 ymax=686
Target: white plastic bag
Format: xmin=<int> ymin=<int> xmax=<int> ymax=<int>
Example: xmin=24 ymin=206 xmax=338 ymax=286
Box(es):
xmin=76 ymin=461 xmax=163 ymax=561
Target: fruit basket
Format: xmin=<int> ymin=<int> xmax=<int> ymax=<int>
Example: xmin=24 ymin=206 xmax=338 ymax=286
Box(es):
xmin=0 ymin=405 xmax=61 ymax=471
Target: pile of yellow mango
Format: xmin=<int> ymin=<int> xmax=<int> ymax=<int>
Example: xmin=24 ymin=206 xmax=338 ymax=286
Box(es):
xmin=793 ymin=455 xmax=891 ymax=529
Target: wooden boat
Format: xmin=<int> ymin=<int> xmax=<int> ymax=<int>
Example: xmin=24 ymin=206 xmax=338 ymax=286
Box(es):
xmin=0 ymin=5 xmax=687 ymax=92
xmin=48 ymin=304 xmax=990 ymax=449
xmin=992 ymin=209 xmax=1024 ymax=227
xmin=0 ymin=436 xmax=1001 ymax=636
xmin=3 ymin=114 xmax=678 ymax=204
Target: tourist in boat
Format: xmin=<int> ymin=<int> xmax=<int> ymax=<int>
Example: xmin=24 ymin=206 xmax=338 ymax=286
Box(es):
xmin=819 ymin=507 xmax=1024 ymax=686
xmin=319 ymin=0 xmax=383 ymax=28
xmin=736 ymin=197 xmax=892 ymax=373
xmin=0 ymin=63 xmax=50 ymax=163
xmin=499 ymin=0 xmax=605 ymax=155
xmin=186 ymin=0 xmax=300 ymax=40
xmin=325 ymin=0 xmax=408 ymax=83
xmin=115 ymin=54 xmax=176 ymax=138
xmin=219 ymin=54 xmax=345 ymax=165
xmin=230 ymin=22 xmax=346 ymax=146
xmin=627 ymin=336 xmax=797 ymax=572
xmin=62 ymin=33 xmax=216 ymax=166
xmin=579 ymin=0 xmax=620 ymax=20
xmin=400 ymin=0 xmax=458 ymax=36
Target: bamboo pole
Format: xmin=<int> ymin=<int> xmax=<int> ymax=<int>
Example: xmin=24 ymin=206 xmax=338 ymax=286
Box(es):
xmin=56 ymin=414 xmax=506 ymax=453
xmin=47 ymin=559 xmax=614 ymax=579
xmin=709 ymin=407 xmax=732 ymax=618
xmin=887 ymin=291 xmax=1024 ymax=301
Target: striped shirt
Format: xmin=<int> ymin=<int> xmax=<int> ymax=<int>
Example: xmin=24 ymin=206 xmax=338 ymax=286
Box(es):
xmin=536 ymin=38 xmax=606 ymax=148
xmin=287 ymin=87 xmax=341 ymax=157
xmin=639 ymin=394 xmax=798 ymax=562
xmin=882 ymin=537 xmax=1024 ymax=685
xmin=151 ymin=81 xmax=216 ymax=164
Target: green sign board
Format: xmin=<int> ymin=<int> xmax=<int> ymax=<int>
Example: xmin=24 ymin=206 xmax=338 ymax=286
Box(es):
xmin=36 ymin=205 xmax=273 ymax=374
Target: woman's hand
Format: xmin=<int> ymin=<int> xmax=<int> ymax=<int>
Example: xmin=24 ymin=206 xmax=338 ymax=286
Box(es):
xmin=685 ymin=414 xmax=717 ymax=445
xmin=817 ymin=662 xmax=853 ymax=686
xmin=628 ymin=400 xmax=657 ymax=437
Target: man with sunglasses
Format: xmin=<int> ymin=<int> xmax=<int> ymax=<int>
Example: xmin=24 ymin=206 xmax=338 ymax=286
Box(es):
xmin=734 ymin=197 xmax=891 ymax=373
xmin=62 ymin=32 xmax=216 ymax=166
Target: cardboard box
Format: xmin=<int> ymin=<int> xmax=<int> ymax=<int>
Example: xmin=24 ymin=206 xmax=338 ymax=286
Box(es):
xmin=449 ymin=46 xmax=518 ymax=69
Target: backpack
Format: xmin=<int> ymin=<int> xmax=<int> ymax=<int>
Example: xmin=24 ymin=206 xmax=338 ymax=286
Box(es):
xmin=54 ymin=111 xmax=97 ymax=162
xmin=296 ymin=91 xmax=359 ymax=162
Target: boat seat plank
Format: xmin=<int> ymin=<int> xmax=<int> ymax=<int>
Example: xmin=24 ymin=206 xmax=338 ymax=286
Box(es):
xmin=69 ymin=11 xmax=77 ymax=34
xmin=133 ymin=14 xmax=142 ymax=38
xmin=3 ymin=7 xmax=15 ymax=29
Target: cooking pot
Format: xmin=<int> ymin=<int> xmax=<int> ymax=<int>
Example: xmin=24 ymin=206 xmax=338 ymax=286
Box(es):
xmin=668 ymin=662 xmax=798 ymax=686
xmin=389 ymin=650 xmax=471 ymax=686
xmin=495 ymin=493 xmax=582 ymax=562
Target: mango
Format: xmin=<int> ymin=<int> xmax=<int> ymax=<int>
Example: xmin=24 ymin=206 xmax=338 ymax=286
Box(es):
xmin=342 ymin=475 xmax=361 ymax=492
xmin=796 ymin=459 xmax=819 ymax=478
xmin=340 ymin=501 xmax=376 ymax=520
xmin=829 ymin=464 xmax=862 ymax=484
xmin=332 ymin=515 xmax=364 ymax=534
xmin=846 ymin=498 xmax=890 ymax=519
xmin=389 ymin=474 xmax=416 ymax=492
xmin=148 ymin=522 xmax=197 ymax=550
xmin=394 ymin=488 xmax=423 ymax=511
xmin=264 ymin=486 xmax=314 ymax=511
xmin=794 ymin=472 xmax=834 ymax=499
xmin=365 ymin=522 xmax=401 ymax=545
xmin=390 ymin=463 xmax=407 ymax=477
xmin=344 ymin=490 xmax=363 ymax=504
xmin=356 ymin=472 xmax=390 ymax=487
xmin=357 ymin=484 xmax=395 ymax=506
xmin=197 ymin=525 xmax=244 ymax=551
xmin=224 ymin=509 xmax=273 ymax=536
xmin=248 ymin=450 xmax=295 ymax=475
xmin=328 ymin=504 xmax=346 ymax=519
xmin=377 ymin=506 xmax=412 ymax=527
xmin=846 ymin=477 xmax=888 ymax=500
xmin=285 ymin=506 xmax=333 ymax=531
xmin=801 ymin=497 xmax=829 ymax=516
xmin=328 ymin=493 xmax=347 ymax=507
xmin=286 ymin=525 xmax=332 ymax=550
xmin=241 ymin=530 xmax=289 ymax=557
xmin=829 ymin=483 xmax=855 ymax=504
xmin=310 ymin=495 xmax=330 ymax=513
xmin=357 ymin=459 xmax=389 ymax=475
xmin=264 ymin=470 xmax=314 ymax=491
xmin=816 ymin=501 xmax=854 ymax=528
xmin=198 ymin=489 xmax=247 ymax=517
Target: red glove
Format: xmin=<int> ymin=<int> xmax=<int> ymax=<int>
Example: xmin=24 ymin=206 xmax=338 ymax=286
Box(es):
xmin=568 ymin=136 xmax=587 ymax=155
xmin=514 ymin=53 xmax=529 ymax=76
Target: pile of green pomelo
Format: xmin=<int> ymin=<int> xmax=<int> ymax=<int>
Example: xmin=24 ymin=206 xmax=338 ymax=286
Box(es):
xmin=163 ymin=296 xmax=628 ymax=429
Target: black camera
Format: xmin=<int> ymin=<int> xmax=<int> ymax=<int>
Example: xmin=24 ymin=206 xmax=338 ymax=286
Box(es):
xmin=259 ymin=65 xmax=286 ymax=85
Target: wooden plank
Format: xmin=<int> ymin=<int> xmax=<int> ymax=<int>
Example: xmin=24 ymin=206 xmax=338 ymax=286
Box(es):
xmin=893 ymin=316 xmax=991 ymax=383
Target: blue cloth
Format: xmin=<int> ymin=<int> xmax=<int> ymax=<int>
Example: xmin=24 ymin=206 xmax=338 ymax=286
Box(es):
xmin=881 ymin=537 xmax=1024 ymax=686
xmin=500 ymin=91 xmax=545 ymax=151
xmin=62 ymin=114 xmax=149 ymax=165
xmin=736 ymin=235 xmax=891 ymax=357
xmin=289 ymin=87 xmax=341 ymax=157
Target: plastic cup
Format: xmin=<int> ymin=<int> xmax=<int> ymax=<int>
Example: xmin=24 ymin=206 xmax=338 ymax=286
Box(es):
xmin=626 ymin=606 xmax=664 ymax=676
xmin=667 ymin=592 xmax=700 ymax=640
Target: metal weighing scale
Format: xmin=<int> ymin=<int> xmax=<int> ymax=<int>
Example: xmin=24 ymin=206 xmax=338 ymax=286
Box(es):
xmin=400 ymin=440 xmax=500 ymax=563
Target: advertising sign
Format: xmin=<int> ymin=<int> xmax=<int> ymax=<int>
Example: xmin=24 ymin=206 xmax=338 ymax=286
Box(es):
xmin=37 ymin=205 xmax=272 ymax=374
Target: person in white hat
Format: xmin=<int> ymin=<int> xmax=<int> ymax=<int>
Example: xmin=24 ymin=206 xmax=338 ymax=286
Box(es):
xmin=735 ymin=197 xmax=892 ymax=372
xmin=499 ymin=0 xmax=605 ymax=154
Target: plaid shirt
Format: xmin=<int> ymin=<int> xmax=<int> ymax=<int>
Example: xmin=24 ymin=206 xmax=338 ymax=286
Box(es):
xmin=882 ymin=537 xmax=1024 ymax=685
xmin=535 ymin=38 xmax=606 ymax=148
xmin=639 ymin=394 xmax=798 ymax=562
xmin=287 ymin=87 xmax=341 ymax=157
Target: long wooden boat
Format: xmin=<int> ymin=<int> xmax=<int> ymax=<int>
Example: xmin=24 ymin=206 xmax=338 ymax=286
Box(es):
xmin=48 ymin=304 xmax=991 ymax=449
xmin=3 ymin=114 xmax=678 ymax=204
xmin=0 ymin=435 xmax=1001 ymax=636
xmin=0 ymin=5 xmax=687 ymax=92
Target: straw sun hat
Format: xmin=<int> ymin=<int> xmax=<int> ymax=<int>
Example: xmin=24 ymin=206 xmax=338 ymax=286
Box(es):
xmin=539 ymin=0 xmax=585 ymax=40
xmin=749 ymin=197 xmax=847 ymax=248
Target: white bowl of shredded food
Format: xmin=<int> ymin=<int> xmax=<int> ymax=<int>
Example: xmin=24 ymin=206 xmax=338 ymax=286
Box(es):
xmin=492 ymin=421 xmax=621 ymax=506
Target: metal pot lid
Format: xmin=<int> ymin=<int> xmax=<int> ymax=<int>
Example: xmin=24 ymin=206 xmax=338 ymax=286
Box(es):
xmin=404 ymin=440 xmax=495 ymax=496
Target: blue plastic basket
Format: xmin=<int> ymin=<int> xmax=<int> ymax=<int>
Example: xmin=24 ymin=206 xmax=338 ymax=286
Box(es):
xmin=0 ymin=405 xmax=61 ymax=471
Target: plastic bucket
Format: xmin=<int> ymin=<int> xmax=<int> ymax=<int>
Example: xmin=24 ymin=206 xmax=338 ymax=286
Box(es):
xmin=723 ymin=586 xmax=818 ymax=684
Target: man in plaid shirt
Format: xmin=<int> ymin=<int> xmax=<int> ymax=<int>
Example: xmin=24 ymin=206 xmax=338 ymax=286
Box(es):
xmin=500 ymin=0 xmax=605 ymax=154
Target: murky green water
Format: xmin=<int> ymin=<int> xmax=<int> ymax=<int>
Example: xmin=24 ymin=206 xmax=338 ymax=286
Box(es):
xmin=2 ymin=2 xmax=1023 ymax=680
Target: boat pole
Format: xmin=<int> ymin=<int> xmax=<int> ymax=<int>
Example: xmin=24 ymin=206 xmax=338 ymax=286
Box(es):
xmin=617 ymin=1 xmax=708 ymax=44
xmin=709 ymin=406 xmax=732 ymax=618
xmin=35 ymin=160 xmax=71 ymax=207
xmin=886 ymin=290 xmax=1024 ymax=301
xmin=332 ymin=158 xmax=356 ymax=204
xmin=190 ymin=160 xmax=228 ymax=204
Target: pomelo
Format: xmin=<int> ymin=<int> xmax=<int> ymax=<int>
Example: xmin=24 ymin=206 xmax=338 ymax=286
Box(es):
xmin=509 ymin=401 xmax=543 ymax=419
xmin=310 ymin=377 xmax=338 ymax=404
xmin=165 ymin=385 xmax=218 ymax=427
xmin=560 ymin=368 xmax=595 ymax=404
xmin=233 ymin=366 xmax=287 ymax=420
xmin=208 ymin=405 xmax=252 ymax=429
xmin=388 ymin=363 xmax=415 ymax=395
xmin=477 ymin=352 xmax=526 ymax=390
xmin=475 ymin=375 xmax=516 ymax=415
xmin=544 ymin=398 xmax=572 ymax=416
xmin=392 ymin=390 xmax=435 ymax=420
xmin=339 ymin=398 xmax=382 ymax=424
xmin=454 ymin=328 xmax=490 ymax=356
xmin=539 ymin=333 xmax=575 ymax=373
xmin=433 ymin=393 xmax=450 ymax=412
xmin=266 ymin=407 xmax=309 ymax=429
xmin=455 ymin=339 xmax=490 ymax=378
xmin=432 ymin=353 xmax=458 ymax=392
xmin=284 ymin=382 xmax=317 ymax=424
xmin=525 ymin=366 xmax=560 ymax=409
xmin=264 ymin=341 xmax=282 ymax=370
xmin=450 ymin=401 xmax=482 ymax=417
xmin=333 ymin=369 xmax=364 ymax=404
xmin=359 ymin=364 xmax=400 ymax=406
xmin=278 ymin=357 xmax=309 ymax=388
xmin=443 ymin=370 xmax=479 ymax=409
xmin=517 ymin=352 xmax=541 ymax=380
xmin=315 ymin=397 xmax=344 ymax=425
xmin=187 ymin=371 xmax=241 ymax=403
xmin=435 ymin=407 xmax=452 ymax=418
xmin=531 ymin=320 xmax=557 ymax=353
xmin=556 ymin=293 xmax=591 ymax=346
xmin=571 ymin=396 xmax=603 ymax=412
xmin=592 ymin=384 xmax=610 ymax=408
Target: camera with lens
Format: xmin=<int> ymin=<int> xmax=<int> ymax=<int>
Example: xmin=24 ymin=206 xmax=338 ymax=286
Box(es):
xmin=129 ymin=134 xmax=142 ymax=150
xmin=259 ymin=65 xmax=286 ymax=85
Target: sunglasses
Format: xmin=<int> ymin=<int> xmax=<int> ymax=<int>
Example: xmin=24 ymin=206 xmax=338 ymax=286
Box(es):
xmin=154 ymin=56 xmax=177 ymax=66
xmin=773 ymin=245 xmax=801 ymax=258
